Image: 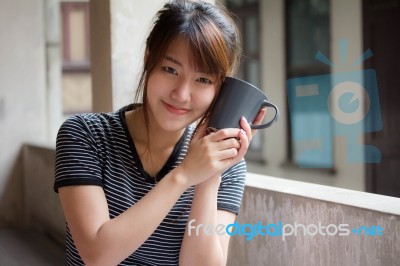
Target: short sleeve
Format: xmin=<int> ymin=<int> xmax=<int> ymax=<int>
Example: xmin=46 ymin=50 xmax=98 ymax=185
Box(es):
xmin=54 ymin=115 xmax=104 ymax=192
xmin=217 ymin=159 xmax=246 ymax=215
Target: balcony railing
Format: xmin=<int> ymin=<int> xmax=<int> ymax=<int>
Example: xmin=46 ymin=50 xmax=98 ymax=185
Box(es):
xmin=9 ymin=144 xmax=400 ymax=266
xmin=228 ymin=173 xmax=400 ymax=266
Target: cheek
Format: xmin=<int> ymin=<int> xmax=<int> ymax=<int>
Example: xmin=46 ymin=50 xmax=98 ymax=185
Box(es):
xmin=194 ymin=87 xmax=217 ymax=111
xmin=146 ymin=73 xmax=164 ymax=99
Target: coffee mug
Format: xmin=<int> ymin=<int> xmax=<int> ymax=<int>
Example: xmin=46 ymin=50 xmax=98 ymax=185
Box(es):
xmin=208 ymin=77 xmax=279 ymax=131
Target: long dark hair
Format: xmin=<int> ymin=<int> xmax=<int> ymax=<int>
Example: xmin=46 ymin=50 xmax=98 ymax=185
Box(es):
xmin=134 ymin=0 xmax=241 ymax=136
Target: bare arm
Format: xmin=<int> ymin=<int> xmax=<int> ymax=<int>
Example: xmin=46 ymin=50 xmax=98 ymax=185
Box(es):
xmin=179 ymin=176 xmax=236 ymax=266
xmin=59 ymin=169 xmax=188 ymax=266
xmin=179 ymin=111 xmax=266 ymax=266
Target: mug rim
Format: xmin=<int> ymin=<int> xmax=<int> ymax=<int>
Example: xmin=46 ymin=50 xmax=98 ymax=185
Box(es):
xmin=224 ymin=76 xmax=263 ymax=93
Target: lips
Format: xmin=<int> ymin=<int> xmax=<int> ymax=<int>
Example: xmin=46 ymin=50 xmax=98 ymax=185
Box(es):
xmin=162 ymin=101 xmax=190 ymax=115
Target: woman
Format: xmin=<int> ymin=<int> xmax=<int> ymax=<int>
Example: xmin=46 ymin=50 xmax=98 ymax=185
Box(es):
xmin=54 ymin=0 xmax=266 ymax=265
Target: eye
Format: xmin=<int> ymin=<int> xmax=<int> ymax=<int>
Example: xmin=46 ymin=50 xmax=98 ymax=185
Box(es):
xmin=197 ymin=77 xmax=212 ymax=84
xmin=162 ymin=66 xmax=177 ymax=75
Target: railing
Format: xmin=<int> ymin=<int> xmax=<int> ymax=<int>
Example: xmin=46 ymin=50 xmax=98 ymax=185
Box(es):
xmin=228 ymin=173 xmax=400 ymax=266
xmin=21 ymin=144 xmax=400 ymax=266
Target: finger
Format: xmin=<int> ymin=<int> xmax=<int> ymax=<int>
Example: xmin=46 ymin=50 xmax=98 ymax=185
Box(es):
xmin=250 ymin=108 xmax=267 ymax=136
xmin=215 ymin=147 xmax=239 ymax=161
xmin=235 ymin=128 xmax=249 ymax=159
xmin=240 ymin=117 xmax=252 ymax=142
xmin=253 ymin=108 xmax=267 ymax=125
xmin=214 ymin=137 xmax=241 ymax=151
xmin=221 ymin=129 xmax=248 ymax=166
xmin=207 ymin=128 xmax=241 ymax=142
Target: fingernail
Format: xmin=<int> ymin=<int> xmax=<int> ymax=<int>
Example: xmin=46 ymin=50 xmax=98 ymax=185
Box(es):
xmin=242 ymin=116 xmax=247 ymax=123
xmin=240 ymin=129 xmax=246 ymax=135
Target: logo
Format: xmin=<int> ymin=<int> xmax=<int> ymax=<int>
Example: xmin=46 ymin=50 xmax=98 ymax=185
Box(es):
xmin=187 ymin=218 xmax=384 ymax=241
xmin=286 ymin=39 xmax=382 ymax=167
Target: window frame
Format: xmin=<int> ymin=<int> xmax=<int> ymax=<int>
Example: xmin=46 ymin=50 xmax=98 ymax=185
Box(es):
xmin=61 ymin=2 xmax=91 ymax=72
xmin=227 ymin=0 xmax=266 ymax=163
xmin=285 ymin=0 xmax=335 ymax=170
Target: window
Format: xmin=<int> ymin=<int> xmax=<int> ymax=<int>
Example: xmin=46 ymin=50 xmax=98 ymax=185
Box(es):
xmin=61 ymin=1 xmax=92 ymax=115
xmin=286 ymin=0 xmax=332 ymax=168
xmin=61 ymin=2 xmax=90 ymax=72
xmin=226 ymin=0 xmax=264 ymax=162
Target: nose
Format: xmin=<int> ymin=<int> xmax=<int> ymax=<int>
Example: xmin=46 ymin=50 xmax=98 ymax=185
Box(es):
xmin=171 ymin=78 xmax=191 ymax=103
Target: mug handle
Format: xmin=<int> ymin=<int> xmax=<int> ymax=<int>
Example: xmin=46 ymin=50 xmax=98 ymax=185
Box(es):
xmin=249 ymin=100 xmax=279 ymax=129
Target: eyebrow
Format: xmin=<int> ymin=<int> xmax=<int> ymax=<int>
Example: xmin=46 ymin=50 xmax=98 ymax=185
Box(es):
xmin=164 ymin=55 xmax=182 ymax=67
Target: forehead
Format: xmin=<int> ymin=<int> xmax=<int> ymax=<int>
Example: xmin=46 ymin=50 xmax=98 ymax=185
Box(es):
xmin=163 ymin=36 xmax=211 ymax=73
xmin=164 ymin=37 xmax=191 ymax=59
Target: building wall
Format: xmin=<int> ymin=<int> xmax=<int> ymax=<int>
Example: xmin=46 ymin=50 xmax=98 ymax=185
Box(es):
xmin=0 ymin=0 xmax=48 ymax=226
xmin=98 ymin=0 xmax=367 ymax=192
xmin=247 ymin=0 xmax=365 ymax=192
xmin=104 ymin=0 xmax=367 ymax=194
xmin=109 ymin=0 xmax=167 ymax=110
xmin=62 ymin=73 xmax=92 ymax=114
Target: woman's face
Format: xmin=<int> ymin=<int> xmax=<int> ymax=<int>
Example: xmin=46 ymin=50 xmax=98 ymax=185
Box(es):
xmin=146 ymin=37 xmax=219 ymax=132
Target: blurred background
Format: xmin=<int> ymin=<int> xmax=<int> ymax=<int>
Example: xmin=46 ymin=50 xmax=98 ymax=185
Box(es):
xmin=0 ymin=0 xmax=399 ymax=264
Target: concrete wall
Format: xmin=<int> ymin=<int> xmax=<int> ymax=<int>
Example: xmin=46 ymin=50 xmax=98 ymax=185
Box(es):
xmin=62 ymin=73 xmax=92 ymax=114
xmin=228 ymin=173 xmax=400 ymax=266
xmin=0 ymin=0 xmax=48 ymax=226
xmin=110 ymin=0 xmax=166 ymax=110
xmin=44 ymin=0 xmax=63 ymax=140
xmin=22 ymin=144 xmax=65 ymax=245
xmin=90 ymin=0 xmax=167 ymax=113
xmin=0 ymin=0 xmax=61 ymax=228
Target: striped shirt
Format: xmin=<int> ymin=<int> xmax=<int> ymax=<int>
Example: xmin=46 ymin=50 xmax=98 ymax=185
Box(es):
xmin=54 ymin=104 xmax=246 ymax=265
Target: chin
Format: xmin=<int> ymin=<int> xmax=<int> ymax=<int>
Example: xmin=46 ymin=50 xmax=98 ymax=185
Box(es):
xmin=158 ymin=120 xmax=189 ymax=132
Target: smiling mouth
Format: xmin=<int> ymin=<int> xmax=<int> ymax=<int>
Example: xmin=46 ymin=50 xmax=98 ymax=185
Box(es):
xmin=163 ymin=101 xmax=190 ymax=115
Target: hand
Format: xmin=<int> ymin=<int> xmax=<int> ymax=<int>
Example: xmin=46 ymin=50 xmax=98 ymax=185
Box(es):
xmin=192 ymin=108 xmax=268 ymax=188
xmin=238 ymin=108 xmax=267 ymax=157
xmin=178 ymin=121 xmax=242 ymax=187
xmin=177 ymin=108 xmax=267 ymax=188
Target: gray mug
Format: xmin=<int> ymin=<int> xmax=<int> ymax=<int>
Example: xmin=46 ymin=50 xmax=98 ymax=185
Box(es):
xmin=208 ymin=77 xmax=279 ymax=131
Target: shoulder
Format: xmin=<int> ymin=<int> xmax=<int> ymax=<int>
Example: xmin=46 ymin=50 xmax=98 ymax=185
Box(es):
xmin=59 ymin=109 xmax=122 ymax=138
xmin=62 ymin=111 xmax=118 ymax=129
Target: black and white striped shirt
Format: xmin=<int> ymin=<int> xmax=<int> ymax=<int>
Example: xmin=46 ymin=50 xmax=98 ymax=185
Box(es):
xmin=54 ymin=104 xmax=246 ymax=265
